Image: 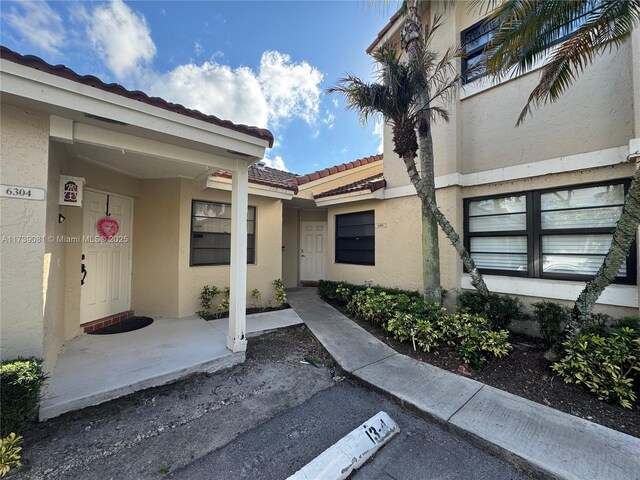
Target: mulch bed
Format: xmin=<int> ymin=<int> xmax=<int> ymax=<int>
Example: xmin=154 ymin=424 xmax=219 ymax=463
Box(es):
xmin=327 ymin=300 xmax=640 ymax=438
xmin=204 ymin=304 xmax=291 ymax=321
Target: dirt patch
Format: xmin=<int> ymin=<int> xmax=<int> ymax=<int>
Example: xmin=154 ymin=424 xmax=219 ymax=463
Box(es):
xmin=16 ymin=326 xmax=335 ymax=480
xmin=328 ymin=300 xmax=640 ymax=438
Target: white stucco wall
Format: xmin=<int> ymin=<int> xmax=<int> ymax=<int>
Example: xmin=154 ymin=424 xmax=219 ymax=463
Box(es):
xmin=42 ymin=142 xmax=67 ymax=371
xmin=0 ymin=105 xmax=49 ymax=360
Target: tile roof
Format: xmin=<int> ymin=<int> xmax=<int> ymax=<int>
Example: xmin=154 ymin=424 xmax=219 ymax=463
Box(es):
xmin=295 ymin=154 xmax=383 ymax=186
xmin=212 ymin=165 xmax=299 ymax=192
xmin=314 ymin=174 xmax=386 ymax=199
xmin=0 ymin=46 xmax=274 ymax=147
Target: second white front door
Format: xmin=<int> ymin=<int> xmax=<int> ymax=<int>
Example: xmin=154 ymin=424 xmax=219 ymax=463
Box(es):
xmin=80 ymin=190 xmax=133 ymax=324
xmin=300 ymin=221 xmax=327 ymax=282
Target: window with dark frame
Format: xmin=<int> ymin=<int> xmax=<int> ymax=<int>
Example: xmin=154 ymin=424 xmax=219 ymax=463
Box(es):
xmin=461 ymin=4 xmax=595 ymax=85
xmin=335 ymin=210 xmax=375 ymax=266
xmin=464 ymin=180 xmax=636 ymax=284
xmin=190 ymin=200 xmax=256 ymax=266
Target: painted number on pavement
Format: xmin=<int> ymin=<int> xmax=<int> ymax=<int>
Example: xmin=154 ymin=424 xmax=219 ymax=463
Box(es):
xmin=363 ymin=417 xmax=390 ymax=446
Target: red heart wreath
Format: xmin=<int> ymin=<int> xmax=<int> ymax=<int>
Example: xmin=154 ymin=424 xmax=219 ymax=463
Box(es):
xmin=97 ymin=217 xmax=120 ymax=240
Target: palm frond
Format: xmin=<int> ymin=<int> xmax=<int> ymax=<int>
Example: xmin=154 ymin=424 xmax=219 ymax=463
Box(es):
xmin=515 ymin=0 xmax=640 ymax=124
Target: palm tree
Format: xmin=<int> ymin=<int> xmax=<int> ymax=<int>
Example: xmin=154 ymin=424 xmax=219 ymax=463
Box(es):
xmin=403 ymin=0 xmax=442 ymax=304
xmin=477 ymin=0 xmax=640 ymax=334
xmin=329 ymin=19 xmax=491 ymax=299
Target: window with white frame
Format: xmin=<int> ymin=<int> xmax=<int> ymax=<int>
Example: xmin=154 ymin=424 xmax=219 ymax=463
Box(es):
xmin=464 ymin=180 xmax=636 ymax=284
xmin=190 ymin=200 xmax=256 ymax=266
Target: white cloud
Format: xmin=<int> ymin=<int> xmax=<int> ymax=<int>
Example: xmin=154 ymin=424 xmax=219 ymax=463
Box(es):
xmin=149 ymin=50 xmax=323 ymax=129
xmin=262 ymin=155 xmax=289 ymax=171
xmin=322 ymin=110 xmax=335 ymax=129
xmin=194 ymin=41 xmax=204 ymax=57
xmin=341 ymin=148 xmax=348 ymax=154
xmin=149 ymin=62 xmax=270 ymax=127
xmin=259 ymin=51 xmax=323 ymax=126
xmin=5 ymin=1 xmax=65 ymax=55
xmin=373 ymin=116 xmax=384 ymax=154
xmin=332 ymin=98 xmax=339 ymax=108
xmin=82 ymin=0 xmax=156 ymax=79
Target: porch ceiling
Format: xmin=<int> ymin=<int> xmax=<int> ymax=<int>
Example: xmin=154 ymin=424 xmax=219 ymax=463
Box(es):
xmin=66 ymin=142 xmax=216 ymax=180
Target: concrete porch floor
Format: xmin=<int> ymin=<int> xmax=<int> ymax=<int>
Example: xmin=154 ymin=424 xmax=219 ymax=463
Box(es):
xmin=40 ymin=309 xmax=303 ymax=420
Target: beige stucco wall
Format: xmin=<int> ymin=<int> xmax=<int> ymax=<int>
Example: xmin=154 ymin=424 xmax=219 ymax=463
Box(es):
xmin=326 ymin=197 xmax=423 ymax=292
xmin=325 ymin=161 xmax=636 ymax=316
xmin=381 ymin=4 xmax=635 ymax=188
xmin=0 ymin=105 xmax=49 ymax=361
xmin=177 ymin=179 xmax=283 ymax=317
xmin=297 ymin=162 xmax=383 ymax=199
xmin=42 ymin=143 xmax=67 ymax=371
xmin=282 ymin=207 xmax=300 ymax=288
xmin=131 ymin=178 xmax=181 ymax=317
xmin=460 ymin=45 xmax=633 ymax=174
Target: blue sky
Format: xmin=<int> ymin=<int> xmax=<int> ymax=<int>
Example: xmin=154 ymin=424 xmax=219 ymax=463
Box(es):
xmin=0 ymin=1 xmax=394 ymax=174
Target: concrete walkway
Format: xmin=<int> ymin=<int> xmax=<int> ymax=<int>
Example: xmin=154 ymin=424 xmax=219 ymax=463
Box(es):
xmin=287 ymin=288 xmax=640 ymax=480
xmin=41 ymin=309 xmax=303 ymax=420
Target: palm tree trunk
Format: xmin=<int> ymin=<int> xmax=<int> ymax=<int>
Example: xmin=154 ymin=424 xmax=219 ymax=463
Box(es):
xmin=402 ymin=0 xmax=443 ymax=303
xmin=567 ymin=165 xmax=640 ymax=338
xmin=419 ymin=121 xmax=443 ymax=303
xmin=401 ymin=152 xmax=490 ymax=298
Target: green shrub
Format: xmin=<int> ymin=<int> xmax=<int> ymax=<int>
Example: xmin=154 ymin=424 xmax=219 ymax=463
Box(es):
xmin=612 ymin=317 xmax=640 ymax=335
xmin=458 ymin=290 xmax=523 ymax=329
xmin=197 ymin=285 xmax=222 ymax=319
xmin=318 ymin=280 xmax=420 ymax=304
xmin=436 ymin=313 xmax=512 ymax=369
xmin=1 ymin=359 xmax=46 ymax=436
xmin=552 ymin=327 xmax=640 ymax=408
xmin=0 ymin=432 xmax=23 ymax=477
xmin=581 ymin=313 xmax=611 ymax=336
xmin=533 ymin=301 xmax=570 ymax=348
xmin=272 ymin=278 xmax=287 ymax=307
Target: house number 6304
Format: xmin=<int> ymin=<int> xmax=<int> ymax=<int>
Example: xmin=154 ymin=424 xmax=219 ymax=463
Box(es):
xmin=1 ymin=185 xmax=45 ymax=200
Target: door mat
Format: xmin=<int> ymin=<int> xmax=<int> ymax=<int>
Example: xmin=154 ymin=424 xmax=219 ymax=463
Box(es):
xmin=89 ymin=316 xmax=153 ymax=335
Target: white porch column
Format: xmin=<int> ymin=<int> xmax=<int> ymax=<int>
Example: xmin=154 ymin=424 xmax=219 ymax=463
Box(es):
xmin=227 ymin=161 xmax=249 ymax=352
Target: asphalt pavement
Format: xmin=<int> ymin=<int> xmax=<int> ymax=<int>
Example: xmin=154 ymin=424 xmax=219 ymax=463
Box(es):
xmin=169 ymin=382 xmax=530 ymax=480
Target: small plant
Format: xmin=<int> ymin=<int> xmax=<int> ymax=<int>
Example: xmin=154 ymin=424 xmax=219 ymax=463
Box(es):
xmin=581 ymin=313 xmax=611 ymax=336
xmin=0 ymin=433 xmax=23 ymax=477
xmin=436 ymin=313 xmax=512 ymax=369
xmin=218 ymin=286 xmax=230 ymax=314
xmin=158 ymin=464 xmax=170 ymax=474
xmin=533 ymin=301 xmax=570 ymax=348
xmin=552 ymin=327 xmax=640 ymax=408
xmin=197 ymin=285 xmax=221 ymax=320
xmin=250 ymin=288 xmax=262 ymax=310
xmin=1 ymin=358 xmax=47 ymax=436
xmin=272 ymin=278 xmax=287 ymax=307
xmin=458 ymin=291 xmax=523 ymax=329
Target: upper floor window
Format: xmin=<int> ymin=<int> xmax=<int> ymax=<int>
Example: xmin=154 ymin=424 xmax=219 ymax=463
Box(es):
xmin=335 ymin=210 xmax=375 ymax=265
xmin=461 ymin=5 xmax=595 ymax=85
xmin=464 ymin=180 xmax=636 ymax=284
xmin=190 ymin=200 xmax=256 ymax=266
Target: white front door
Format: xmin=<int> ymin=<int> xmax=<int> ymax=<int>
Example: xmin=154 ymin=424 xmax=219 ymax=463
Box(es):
xmin=80 ymin=190 xmax=133 ymax=324
xmin=300 ymin=221 xmax=327 ymax=282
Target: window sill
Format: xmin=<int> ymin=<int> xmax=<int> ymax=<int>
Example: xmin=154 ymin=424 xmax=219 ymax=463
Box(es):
xmin=460 ymin=54 xmax=549 ymax=101
xmin=461 ymin=274 xmax=637 ymax=308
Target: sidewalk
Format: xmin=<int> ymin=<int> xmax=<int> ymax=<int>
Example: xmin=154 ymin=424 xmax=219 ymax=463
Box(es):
xmin=287 ymin=288 xmax=640 ymax=480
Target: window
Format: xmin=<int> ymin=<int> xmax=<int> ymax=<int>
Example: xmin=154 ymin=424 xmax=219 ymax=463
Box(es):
xmin=464 ymin=180 xmax=636 ymax=284
xmin=461 ymin=5 xmax=595 ymax=84
xmin=335 ymin=211 xmax=375 ymax=265
xmin=190 ymin=200 xmax=255 ymax=266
